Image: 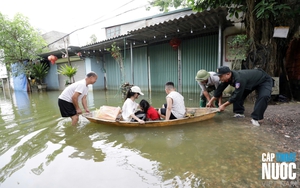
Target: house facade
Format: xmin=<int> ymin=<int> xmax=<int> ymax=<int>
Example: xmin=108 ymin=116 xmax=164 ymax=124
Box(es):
xmin=41 ymin=7 xmax=244 ymax=94
xmin=78 ymin=7 xmax=237 ymax=94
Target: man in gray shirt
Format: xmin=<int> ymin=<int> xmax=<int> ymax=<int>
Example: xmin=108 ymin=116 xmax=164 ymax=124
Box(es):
xmin=195 ymin=69 xmax=222 ymax=107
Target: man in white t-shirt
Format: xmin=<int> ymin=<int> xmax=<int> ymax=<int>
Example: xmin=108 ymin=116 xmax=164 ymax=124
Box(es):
xmin=195 ymin=69 xmax=222 ymax=107
xmin=58 ymin=71 xmax=98 ymax=125
xmin=159 ymin=82 xmax=186 ymax=120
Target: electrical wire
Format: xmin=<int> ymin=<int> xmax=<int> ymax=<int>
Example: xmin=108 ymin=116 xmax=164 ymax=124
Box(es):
xmin=44 ymin=0 xmax=149 ymax=48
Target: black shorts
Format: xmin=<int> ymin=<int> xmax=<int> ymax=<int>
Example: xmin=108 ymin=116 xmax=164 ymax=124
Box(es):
xmin=160 ymin=104 xmax=177 ymax=119
xmin=58 ymin=99 xmax=76 ymax=117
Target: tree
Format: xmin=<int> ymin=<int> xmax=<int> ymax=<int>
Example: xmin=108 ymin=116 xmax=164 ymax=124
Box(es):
xmin=147 ymin=0 xmax=189 ymax=12
xmin=106 ymin=42 xmax=129 ymax=99
xmin=148 ymin=0 xmax=300 ymax=78
xmin=106 ymin=42 xmax=125 ymax=84
xmin=0 ymin=13 xmax=48 ymax=91
xmin=90 ymin=34 xmax=97 ymax=44
xmin=227 ymin=34 xmax=249 ymax=70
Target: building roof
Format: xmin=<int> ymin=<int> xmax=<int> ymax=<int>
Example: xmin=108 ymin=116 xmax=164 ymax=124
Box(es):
xmin=81 ymin=7 xmax=233 ymax=53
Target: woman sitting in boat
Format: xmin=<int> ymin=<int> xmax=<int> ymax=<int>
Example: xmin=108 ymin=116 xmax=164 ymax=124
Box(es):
xmin=139 ymin=99 xmax=160 ymax=121
xmin=121 ymin=86 xmax=145 ymax=124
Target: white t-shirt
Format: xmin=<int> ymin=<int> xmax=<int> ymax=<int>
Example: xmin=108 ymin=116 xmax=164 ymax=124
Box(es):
xmin=58 ymin=79 xmax=88 ymax=103
xmin=167 ymin=91 xmax=186 ymax=118
xmin=122 ymin=98 xmax=138 ymax=121
xmin=197 ymin=72 xmax=220 ymax=91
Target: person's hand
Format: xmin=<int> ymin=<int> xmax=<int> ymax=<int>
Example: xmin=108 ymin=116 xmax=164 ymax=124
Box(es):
xmin=218 ymin=104 xmax=226 ymax=112
xmin=206 ymin=102 xmax=214 ymax=108
xmin=138 ymin=119 xmax=145 ymax=124
xmin=85 ymin=109 xmax=90 ymax=113
xmin=76 ymin=109 xmax=82 ymax=114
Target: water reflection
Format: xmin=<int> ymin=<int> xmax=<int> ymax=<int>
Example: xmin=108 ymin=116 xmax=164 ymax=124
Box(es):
xmin=50 ymin=119 xmax=106 ymax=162
xmin=80 ymin=119 xmax=266 ymax=187
xmin=0 ymin=90 xmax=288 ymax=188
xmin=0 ymin=94 xmax=14 ymax=125
xmin=13 ymin=91 xmax=30 ymax=117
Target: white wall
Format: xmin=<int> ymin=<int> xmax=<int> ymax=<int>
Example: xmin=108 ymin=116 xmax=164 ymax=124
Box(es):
xmin=0 ymin=50 xmax=8 ymax=79
xmin=222 ymin=14 xmax=245 ymax=68
xmin=0 ymin=64 xmax=7 ymax=79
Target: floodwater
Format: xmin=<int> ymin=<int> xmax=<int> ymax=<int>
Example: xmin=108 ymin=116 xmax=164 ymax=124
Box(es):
xmin=0 ymin=90 xmax=287 ymax=187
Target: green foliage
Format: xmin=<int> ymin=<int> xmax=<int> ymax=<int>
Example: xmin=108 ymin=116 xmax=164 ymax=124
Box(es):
xmin=149 ymin=0 xmax=246 ymax=18
xmin=0 ymin=13 xmax=48 ymax=74
xmin=227 ymin=34 xmax=249 ymax=61
xmin=32 ymin=63 xmax=49 ymax=84
xmin=90 ymin=34 xmax=97 ymax=44
xmin=57 ymin=64 xmax=77 ymax=85
xmin=149 ymin=0 xmax=294 ymax=21
xmin=148 ymin=0 xmax=188 ymax=12
xmin=227 ymin=34 xmax=249 ymax=70
xmin=254 ymin=0 xmax=291 ymax=20
xmin=10 ymin=60 xmax=33 ymax=79
xmin=106 ymin=42 xmax=122 ymax=61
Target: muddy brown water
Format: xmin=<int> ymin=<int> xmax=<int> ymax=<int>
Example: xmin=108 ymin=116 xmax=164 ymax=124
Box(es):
xmin=0 ymin=90 xmax=294 ymax=187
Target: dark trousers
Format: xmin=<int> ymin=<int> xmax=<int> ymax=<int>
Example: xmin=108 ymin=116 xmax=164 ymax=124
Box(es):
xmin=233 ymin=78 xmax=273 ymax=120
xmin=160 ymin=104 xmax=177 ymax=119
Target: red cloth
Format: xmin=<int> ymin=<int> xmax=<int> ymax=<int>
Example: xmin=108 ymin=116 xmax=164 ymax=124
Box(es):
xmin=147 ymin=106 xmax=160 ymax=120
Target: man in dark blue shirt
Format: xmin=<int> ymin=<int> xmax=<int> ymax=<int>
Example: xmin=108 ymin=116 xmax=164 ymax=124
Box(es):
xmin=207 ymin=66 xmax=273 ymax=126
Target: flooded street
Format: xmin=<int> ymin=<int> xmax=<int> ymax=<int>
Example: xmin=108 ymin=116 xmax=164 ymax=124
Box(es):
xmin=0 ymin=90 xmax=287 ymax=187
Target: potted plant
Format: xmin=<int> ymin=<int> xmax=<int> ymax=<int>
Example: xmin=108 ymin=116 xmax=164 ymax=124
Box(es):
xmin=32 ymin=62 xmax=50 ymax=90
xmin=57 ymin=64 xmax=77 ymax=86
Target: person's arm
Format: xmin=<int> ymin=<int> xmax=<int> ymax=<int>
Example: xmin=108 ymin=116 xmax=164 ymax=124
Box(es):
xmin=130 ymin=113 xmax=145 ymax=124
xmin=207 ymin=82 xmax=228 ymax=107
xmin=219 ymin=101 xmax=231 ymax=111
xmin=165 ymin=97 xmax=173 ymax=120
xmin=72 ymin=92 xmax=82 ymax=114
xmin=215 ymin=78 xmax=222 ymax=106
xmin=81 ymin=95 xmax=89 ymax=113
xmin=218 ymin=95 xmax=223 ymax=107
xmin=202 ymin=90 xmax=211 ymax=101
xmin=198 ymin=82 xmax=210 ymax=101
xmin=206 ymin=96 xmax=217 ymax=107
xmin=228 ymin=80 xmax=246 ymax=104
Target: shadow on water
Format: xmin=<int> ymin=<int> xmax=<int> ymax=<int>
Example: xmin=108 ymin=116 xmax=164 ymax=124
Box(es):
xmin=0 ymin=90 xmax=290 ymax=187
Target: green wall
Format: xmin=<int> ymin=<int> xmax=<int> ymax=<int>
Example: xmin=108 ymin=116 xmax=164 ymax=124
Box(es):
xmin=102 ymin=34 xmax=219 ymax=93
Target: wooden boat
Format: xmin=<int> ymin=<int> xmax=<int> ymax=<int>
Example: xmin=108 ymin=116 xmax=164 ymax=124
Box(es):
xmin=83 ymin=107 xmax=219 ymax=127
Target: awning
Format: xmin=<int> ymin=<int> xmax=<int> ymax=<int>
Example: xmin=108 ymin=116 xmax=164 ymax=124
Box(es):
xmin=81 ymin=7 xmax=233 ymax=52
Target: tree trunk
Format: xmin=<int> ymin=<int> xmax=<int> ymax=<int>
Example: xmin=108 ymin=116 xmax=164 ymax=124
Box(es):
xmin=245 ymin=0 xmax=285 ymax=77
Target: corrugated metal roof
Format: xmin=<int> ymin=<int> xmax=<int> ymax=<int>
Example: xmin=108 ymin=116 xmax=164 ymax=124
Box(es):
xmin=81 ymin=7 xmax=232 ymax=51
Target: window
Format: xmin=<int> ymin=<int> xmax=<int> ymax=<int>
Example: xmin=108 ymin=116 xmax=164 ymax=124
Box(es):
xmin=106 ymin=26 xmax=120 ymax=39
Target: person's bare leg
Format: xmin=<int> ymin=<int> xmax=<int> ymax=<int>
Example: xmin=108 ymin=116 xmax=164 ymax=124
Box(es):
xmin=71 ymin=115 xmax=79 ymax=126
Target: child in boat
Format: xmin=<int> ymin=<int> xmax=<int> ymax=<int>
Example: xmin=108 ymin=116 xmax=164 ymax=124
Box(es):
xmin=139 ymin=99 xmax=160 ymax=121
xmin=121 ymin=86 xmax=145 ymax=124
